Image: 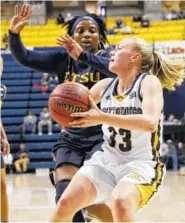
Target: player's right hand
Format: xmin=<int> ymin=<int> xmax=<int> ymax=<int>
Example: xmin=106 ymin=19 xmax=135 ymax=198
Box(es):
xmin=10 ymin=4 xmax=33 ymax=34
xmin=56 ymin=34 xmax=83 ymax=60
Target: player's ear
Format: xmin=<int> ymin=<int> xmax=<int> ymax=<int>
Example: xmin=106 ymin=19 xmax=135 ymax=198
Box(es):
xmin=131 ymin=52 xmax=141 ymax=62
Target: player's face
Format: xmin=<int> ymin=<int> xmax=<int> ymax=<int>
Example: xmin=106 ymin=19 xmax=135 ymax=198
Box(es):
xmin=109 ymin=38 xmax=138 ymax=74
xmin=73 ymin=20 xmax=100 ymax=53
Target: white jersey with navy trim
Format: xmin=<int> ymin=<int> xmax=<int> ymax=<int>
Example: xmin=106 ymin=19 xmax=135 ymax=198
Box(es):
xmin=100 ymin=73 xmax=163 ymax=162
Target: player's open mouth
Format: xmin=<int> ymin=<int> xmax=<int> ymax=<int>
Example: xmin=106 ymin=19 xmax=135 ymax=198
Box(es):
xmin=82 ymin=43 xmax=91 ymax=46
xmin=82 ymin=40 xmax=92 ymax=46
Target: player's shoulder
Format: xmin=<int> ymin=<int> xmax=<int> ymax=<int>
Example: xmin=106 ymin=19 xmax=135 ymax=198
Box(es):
xmin=141 ymin=74 xmax=162 ymax=90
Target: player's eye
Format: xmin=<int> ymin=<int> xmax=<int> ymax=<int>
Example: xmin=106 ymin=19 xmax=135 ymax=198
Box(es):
xmin=89 ymin=29 xmax=95 ymax=34
xmin=78 ymin=29 xmax=84 ymax=34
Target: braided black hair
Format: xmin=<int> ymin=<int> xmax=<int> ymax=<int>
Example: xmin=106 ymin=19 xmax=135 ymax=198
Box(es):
xmin=63 ymin=13 xmax=108 ymax=49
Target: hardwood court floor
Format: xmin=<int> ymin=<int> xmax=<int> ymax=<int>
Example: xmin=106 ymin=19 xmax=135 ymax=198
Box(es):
xmin=6 ymin=171 xmax=185 ymax=222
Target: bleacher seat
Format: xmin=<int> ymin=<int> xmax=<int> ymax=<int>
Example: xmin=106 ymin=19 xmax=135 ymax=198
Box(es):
xmin=7 ymin=134 xmax=59 ymax=142
xmin=3 ymin=101 xmax=29 ymax=108
xmin=32 ymin=79 xmax=41 ymax=84
xmin=2 ymin=79 xmax=31 ymax=86
xmin=28 ymin=161 xmax=54 ymax=169
xmin=33 ymin=72 xmax=43 ymax=79
xmin=7 ymin=86 xmax=30 ymax=93
xmin=31 ymin=86 xmax=53 ymax=93
xmin=5 ymin=94 xmax=30 ymax=101
xmin=1 ymin=73 xmax=32 ymax=79
xmin=25 ymin=142 xmax=55 ymax=151
xmin=3 ymin=67 xmax=32 ymax=73
xmin=31 ymin=108 xmax=43 ymax=115
xmin=29 ymin=100 xmax=48 ymax=107
xmin=4 ymin=126 xmax=21 ymax=133
xmin=1 ymin=109 xmax=27 ymax=117
xmin=24 ymin=134 xmax=59 ymax=142
xmin=30 ymin=93 xmax=50 ymax=100
xmin=6 ymin=134 xmax=20 ymax=141
xmin=29 ymin=152 xmax=52 ymax=159
xmin=2 ymin=117 xmax=23 ymax=125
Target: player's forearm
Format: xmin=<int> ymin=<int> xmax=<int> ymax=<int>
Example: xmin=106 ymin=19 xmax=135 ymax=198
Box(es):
xmin=9 ymin=31 xmax=28 ymax=65
xmin=9 ymin=30 xmax=60 ymax=73
xmin=78 ymin=51 xmax=116 ymax=78
xmin=101 ymin=113 xmax=157 ymax=132
xmin=1 ymin=122 xmax=7 ymax=140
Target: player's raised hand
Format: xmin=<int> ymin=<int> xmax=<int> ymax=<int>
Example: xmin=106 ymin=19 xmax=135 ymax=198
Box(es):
xmin=10 ymin=4 xmax=33 ymax=34
xmin=56 ymin=34 xmax=83 ymax=60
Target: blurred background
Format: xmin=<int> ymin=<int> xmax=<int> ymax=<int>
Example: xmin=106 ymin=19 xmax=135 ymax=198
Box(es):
xmin=1 ymin=1 xmax=185 ymax=222
xmin=1 ymin=0 xmax=185 ymax=176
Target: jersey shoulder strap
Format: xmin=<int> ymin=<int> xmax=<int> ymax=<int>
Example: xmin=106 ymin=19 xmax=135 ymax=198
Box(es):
xmin=101 ymin=78 xmax=117 ymax=99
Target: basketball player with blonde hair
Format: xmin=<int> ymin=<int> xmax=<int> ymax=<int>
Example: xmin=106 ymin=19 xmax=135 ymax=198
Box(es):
xmin=49 ymin=36 xmax=184 ymax=222
xmin=0 ymin=56 xmax=10 ymax=222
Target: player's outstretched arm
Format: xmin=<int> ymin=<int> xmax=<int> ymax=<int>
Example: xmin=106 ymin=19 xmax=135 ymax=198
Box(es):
xmin=57 ymin=35 xmax=116 ymax=77
xmin=9 ymin=4 xmax=67 ymax=73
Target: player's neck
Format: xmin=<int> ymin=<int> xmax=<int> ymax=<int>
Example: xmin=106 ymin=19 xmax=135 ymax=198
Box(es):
xmin=117 ymin=68 xmax=140 ymax=94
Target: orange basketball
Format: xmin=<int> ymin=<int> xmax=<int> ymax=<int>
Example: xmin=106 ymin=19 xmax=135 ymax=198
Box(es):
xmin=48 ymin=82 xmax=90 ymax=127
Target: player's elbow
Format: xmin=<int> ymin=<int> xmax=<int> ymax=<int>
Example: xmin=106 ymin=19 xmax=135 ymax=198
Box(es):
xmin=145 ymin=118 xmax=158 ymax=132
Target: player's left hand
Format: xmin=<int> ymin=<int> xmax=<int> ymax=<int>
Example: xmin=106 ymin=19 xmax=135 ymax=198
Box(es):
xmin=69 ymin=95 xmax=104 ymax=128
xmin=2 ymin=138 xmax=10 ymax=155
xmin=56 ymin=34 xmax=83 ymax=60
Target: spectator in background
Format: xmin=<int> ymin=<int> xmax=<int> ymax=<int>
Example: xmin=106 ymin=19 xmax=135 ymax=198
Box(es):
xmin=2 ymin=33 xmax=8 ymax=50
xmin=141 ymin=15 xmax=150 ymax=28
xmin=181 ymin=112 xmax=185 ymax=125
xmin=165 ymin=10 xmax=178 ymax=20
xmin=167 ymin=113 xmax=179 ymax=123
xmin=56 ymin=13 xmax=65 ymax=25
xmin=113 ymin=16 xmax=132 ymax=34
xmin=3 ymin=153 xmax=13 ymax=174
xmin=41 ymin=73 xmax=48 ymax=93
xmin=177 ymin=142 xmax=185 ymax=175
xmin=166 ymin=139 xmax=178 ymax=170
xmin=160 ymin=141 xmax=169 ymax=164
xmin=178 ymin=10 xmax=185 ymax=19
xmin=22 ymin=110 xmax=37 ymax=134
xmin=114 ymin=16 xmax=124 ymax=29
xmin=38 ymin=107 xmax=52 ymax=135
xmin=133 ymin=10 xmax=142 ymax=22
xmin=14 ymin=143 xmax=29 ymax=173
xmin=48 ymin=74 xmax=59 ymax=89
xmin=65 ymin=12 xmax=73 ymax=22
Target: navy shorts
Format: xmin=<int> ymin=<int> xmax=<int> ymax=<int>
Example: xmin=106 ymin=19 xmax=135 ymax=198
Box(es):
xmin=52 ymin=132 xmax=103 ymax=169
xmin=1 ymin=153 xmax=5 ymax=168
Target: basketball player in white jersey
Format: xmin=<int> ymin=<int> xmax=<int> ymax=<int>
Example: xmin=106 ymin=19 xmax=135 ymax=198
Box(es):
xmin=49 ymin=37 xmax=184 ymax=222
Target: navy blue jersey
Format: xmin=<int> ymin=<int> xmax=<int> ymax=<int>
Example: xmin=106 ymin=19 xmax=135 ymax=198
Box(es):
xmin=9 ymin=31 xmax=115 ymax=136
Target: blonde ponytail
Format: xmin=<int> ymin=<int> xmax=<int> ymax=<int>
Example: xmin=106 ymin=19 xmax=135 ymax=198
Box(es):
xmin=133 ymin=37 xmax=185 ymax=91
xmin=152 ymin=51 xmax=185 ymax=91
